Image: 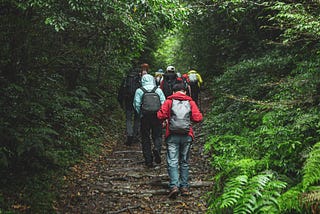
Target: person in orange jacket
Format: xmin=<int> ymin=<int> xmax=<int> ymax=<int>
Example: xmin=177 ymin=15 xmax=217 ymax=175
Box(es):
xmin=157 ymin=83 xmax=203 ymax=199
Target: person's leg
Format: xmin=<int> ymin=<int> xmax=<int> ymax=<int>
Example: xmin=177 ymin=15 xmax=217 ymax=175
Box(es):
xmin=141 ymin=116 xmax=153 ymax=166
xmin=133 ymin=111 xmax=141 ymax=143
xmin=166 ymin=135 xmax=180 ymax=188
xmin=190 ymin=85 xmax=199 ymax=105
xmin=190 ymin=85 xmax=197 ymax=104
xmin=179 ymin=135 xmax=192 ymax=189
xmin=125 ymin=108 xmax=134 ymax=145
xmin=151 ymin=117 xmax=163 ymax=164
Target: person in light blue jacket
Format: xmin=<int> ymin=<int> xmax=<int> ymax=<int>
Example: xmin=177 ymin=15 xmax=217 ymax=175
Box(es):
xmin=133 ymin=74 xmax=166 ymax=167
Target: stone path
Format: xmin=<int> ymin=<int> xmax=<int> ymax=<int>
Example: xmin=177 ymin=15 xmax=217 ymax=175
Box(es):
xmin=56 ymin=94 xmax=213 ymax=214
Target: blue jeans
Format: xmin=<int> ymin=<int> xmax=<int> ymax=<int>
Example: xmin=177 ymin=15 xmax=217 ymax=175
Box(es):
xmin=166 ymin=134 xmax=192 ymax=189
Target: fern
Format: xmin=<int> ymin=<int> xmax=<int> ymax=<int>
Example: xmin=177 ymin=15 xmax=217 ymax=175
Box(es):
xmin=301 ymin=188 xmax=320 ymax=204
xmin=210 ymin=172 xmax=286 ymax=214
xmin=302 ymin=142 xmax=320 ymax=191
xmin=278 ymin=186 xmax=302 ymax=213
xmin=220 ymin=175 xmax=248 ymax=209
xmin=301 ymin=190 xmax=320 ymax=214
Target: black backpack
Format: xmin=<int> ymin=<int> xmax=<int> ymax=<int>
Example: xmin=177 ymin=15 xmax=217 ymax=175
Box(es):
xmin=169 ymin=99 xmax=191 ymax=134
xmin=140 ymin=86 xmax=161 ymax=115
xmin=162 ymin=73 xmax=177 ymax=97
xmin=124 ymin=72 xmax=141 ymax=97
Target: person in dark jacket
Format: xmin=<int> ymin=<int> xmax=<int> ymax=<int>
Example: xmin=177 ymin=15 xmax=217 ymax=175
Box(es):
xmin=117 ymin=68 xmax=141 ymax=145
xmin=157 ymin=83 xmax=203 ymax=199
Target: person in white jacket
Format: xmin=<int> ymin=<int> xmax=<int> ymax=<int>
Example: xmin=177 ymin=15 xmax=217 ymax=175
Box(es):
xmin=133 ymin=74 xmax=166 ymax=167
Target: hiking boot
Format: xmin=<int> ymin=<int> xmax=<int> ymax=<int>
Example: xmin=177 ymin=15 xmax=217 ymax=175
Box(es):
xmin=168 ymin=186 xmax=179 ymax=199
xmin=153 ymin=149 xmax=161 ymax=164
xmin=180 ymin=187 xmax=191 ymax=196
xmin=125 ymin=136 xmax=133 ymax=146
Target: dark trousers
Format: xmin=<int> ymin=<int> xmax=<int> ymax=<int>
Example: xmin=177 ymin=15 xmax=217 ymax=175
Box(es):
xmin=140 ymin=114 xmax=163 ymax=164
xmin=190 ymin=84 xmax=200 ymax=105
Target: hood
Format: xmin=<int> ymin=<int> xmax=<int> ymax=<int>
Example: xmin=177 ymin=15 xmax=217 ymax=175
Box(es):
xmin=168 ymin=92 xmax=193 ymax=101
xmin=141 ymin=74 xmax=156 ymax=87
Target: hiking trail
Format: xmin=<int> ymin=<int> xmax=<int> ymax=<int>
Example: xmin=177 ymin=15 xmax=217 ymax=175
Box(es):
xmin=56 ymin=90 xmax=213 ymax=213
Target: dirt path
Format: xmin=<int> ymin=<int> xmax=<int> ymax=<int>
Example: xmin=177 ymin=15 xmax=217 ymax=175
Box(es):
xmin=56 ymin=91 xmax=213 ymax=213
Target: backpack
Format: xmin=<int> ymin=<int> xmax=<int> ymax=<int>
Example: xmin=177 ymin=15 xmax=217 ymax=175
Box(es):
xmin=140 ymin=86 xmax=161 ymax=115
xmin=125 ymin=72 xmax=141 ymax=97
xmin=188 ymin=73 xmax=198 ymax=86
xmin=162 ymin=73 xmax=177 ymax=97
xmin=169 ymin=99 xmax=191 ymax=134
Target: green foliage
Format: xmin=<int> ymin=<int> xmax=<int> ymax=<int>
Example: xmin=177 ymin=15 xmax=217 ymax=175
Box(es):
xmin=166 ymin=1 xmax=320 ymax=213
xmin=264 ymin=1 xmax=320 ymax=45
xmin=208 ymin=172 xmax=286 ymax=214
xmin=203 ymin=48 xmax=320 ymax=213
xmin=299 ymin=142 xmax=320 ymax=212
xmin=303 ymin=142 xmax=320 ymax=190
xmin=0 ymin=0 xmax=190 ymax=212
xmin=278 ymin=185 xmax=303 ymax=213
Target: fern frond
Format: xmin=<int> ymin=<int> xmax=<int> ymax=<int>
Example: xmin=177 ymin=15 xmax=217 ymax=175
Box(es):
xmin=303 ymin=142 xmax=320 ymax=190
xmin=220 ymin=175 xmax=248 ymax=209
xmin=212 ymin=172 xmax=287 ymax=214
xmin=301 ymin=189 xmax=320 ymax=204
xmin=300 ymin=188 xmax=320 ymax=214
xmin=278 ymin=185 xmax=302 ymax=213
xmin=240 ymin=173 xmax=286 ymax=214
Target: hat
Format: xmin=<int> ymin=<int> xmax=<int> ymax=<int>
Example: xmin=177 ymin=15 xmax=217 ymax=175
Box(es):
xmin=157 ymin=68 xmax=164 ymax=73
xmin=166 ymin=65 xmax=175 ymax=72
xmin=173 ymin=83 xmax=186 ymax=92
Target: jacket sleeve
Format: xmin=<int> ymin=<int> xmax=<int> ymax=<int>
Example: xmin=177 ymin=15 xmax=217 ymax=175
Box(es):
xmin=156 ymin=88 xmax=166 ymax=104
xmin=157 ymin=99 xmax=171 ymax=121
xmin=133 ymin=88 xmax=142 ymax=114
xmin=190 ymin=100 xmax=203 ymax=123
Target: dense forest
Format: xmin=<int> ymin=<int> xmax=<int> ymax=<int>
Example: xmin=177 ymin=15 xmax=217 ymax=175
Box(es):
xmin=1 ymin=0 xmax=320 ymax=213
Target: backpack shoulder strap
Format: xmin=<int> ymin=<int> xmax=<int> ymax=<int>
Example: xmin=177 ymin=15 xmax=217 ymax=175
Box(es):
xmin=140 ymin=87 xmax=147 ymax=93
xmin=151 ymin=86 xmax=158 ymax=93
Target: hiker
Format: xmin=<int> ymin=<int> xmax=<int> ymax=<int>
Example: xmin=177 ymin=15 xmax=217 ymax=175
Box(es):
xmin=177 ymin=73 xmax=192 ymax=96
xmin=187 ymin=69 xmax=203 ymax=105
xmin=118 ymin=67 xmax=142 ymax=145
xmin=140 ymin=63 xmax=149 ymax=76
xmin=155 ymin=68 xmax=164 ymax=87
xmin=133 ymin=74 xmax=166 ymax=168
xmin=160 ymin=65 xmax=178 ymax=98
xmin=157 ymin=83 xmax=203 ymax=199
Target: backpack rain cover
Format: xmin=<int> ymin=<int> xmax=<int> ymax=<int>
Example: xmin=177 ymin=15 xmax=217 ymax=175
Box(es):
xmin=169 ymin=99 xmax=191 ymax=134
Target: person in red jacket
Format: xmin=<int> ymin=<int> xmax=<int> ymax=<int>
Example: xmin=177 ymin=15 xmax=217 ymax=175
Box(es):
xmin=157 ymin=83 xmax=203 ymax=199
